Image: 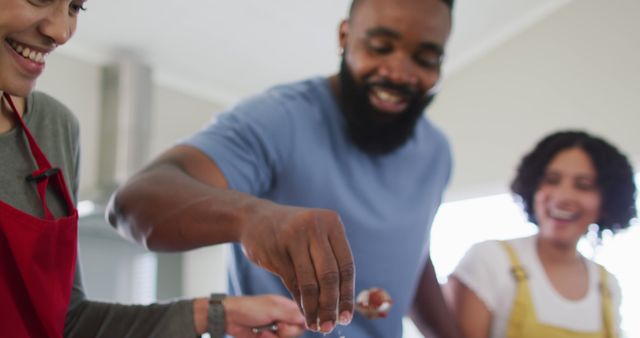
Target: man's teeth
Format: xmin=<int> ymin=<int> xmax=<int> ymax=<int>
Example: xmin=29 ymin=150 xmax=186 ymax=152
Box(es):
xmin=9 ymin=40 xmax=46 ymax=63
xmin=373 ymin=88 xmax=402 ymax=103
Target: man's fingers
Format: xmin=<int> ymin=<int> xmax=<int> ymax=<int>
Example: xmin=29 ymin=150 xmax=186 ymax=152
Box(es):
xmin=277 ymin=255 xmax=302 ymax=307
xmin=289 ymin=238 xmax=320 ymax=330
xmin=329 ymin=222 xmax=355 ymax=325
xmin=309 ymin=236 xmax=340 ymax=333
xmin=271 ymin=208 xmax=353 ymax=333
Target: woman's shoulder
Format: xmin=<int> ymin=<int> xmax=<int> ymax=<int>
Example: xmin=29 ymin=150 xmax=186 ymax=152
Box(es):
xmin=30 ymin=91 xmax=75 ymax=115
xmin=459 ymin=236 xmax=537 ymax=270
xmin=29 ymin=91 xmax=79 ymax=131
xmin=455 ymin=239 xmax=511 ymax=271
xmin=468 ymin=239 xmax=509 ymax=255
xmin=585 ymin=259 xmax=622 ymax=292
xmin=450 ymin=239 xmax=517 ymax=312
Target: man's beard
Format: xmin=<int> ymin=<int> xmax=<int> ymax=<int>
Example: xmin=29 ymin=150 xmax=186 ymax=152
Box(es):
xmin=337 ymin=57 xmax=435 ymax=155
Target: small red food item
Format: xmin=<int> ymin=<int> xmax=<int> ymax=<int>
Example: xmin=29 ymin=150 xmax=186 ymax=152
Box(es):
xmin=355 ymin=287 xmax=393 ymax=319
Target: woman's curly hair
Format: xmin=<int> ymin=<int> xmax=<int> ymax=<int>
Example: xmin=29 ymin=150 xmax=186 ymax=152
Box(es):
xmin=510 ymin=130 xmax=637 ymax=236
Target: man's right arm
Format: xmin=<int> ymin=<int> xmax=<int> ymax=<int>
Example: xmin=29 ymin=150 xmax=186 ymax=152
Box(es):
xmin=107 ymin=144 xmax=355 ymax=333
xmin=107 ymin=144 xmax=252 ymax=251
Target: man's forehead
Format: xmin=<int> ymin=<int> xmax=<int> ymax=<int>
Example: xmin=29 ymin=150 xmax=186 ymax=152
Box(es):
xmin=351 ymin=0 xmax=451 ymax=17
xmin=350 ymin=0 xmax=451 ymax=42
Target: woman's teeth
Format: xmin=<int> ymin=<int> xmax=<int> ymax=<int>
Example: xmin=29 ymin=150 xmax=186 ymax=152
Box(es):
xmin=9 ymin=40 xmax=46 ymax=63
xmin=549 ymin=208 xmax=577 ymax=221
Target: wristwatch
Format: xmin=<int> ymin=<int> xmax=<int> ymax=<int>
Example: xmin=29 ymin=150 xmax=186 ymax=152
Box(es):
xmin=208 ymin=293 xmax=226 ymax=338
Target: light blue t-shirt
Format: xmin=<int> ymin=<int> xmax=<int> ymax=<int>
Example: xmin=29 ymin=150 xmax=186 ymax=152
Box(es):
xmin=184 ymin=77 xmax=452 ymax=338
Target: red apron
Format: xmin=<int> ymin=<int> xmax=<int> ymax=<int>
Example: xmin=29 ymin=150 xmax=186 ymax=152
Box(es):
xmin=0 ymin=93 xmax=78 ymax=338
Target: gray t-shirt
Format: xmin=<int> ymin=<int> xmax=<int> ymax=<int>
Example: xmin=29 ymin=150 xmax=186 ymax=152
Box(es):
xmin=1 ymin=91 xmax=197 ymax=337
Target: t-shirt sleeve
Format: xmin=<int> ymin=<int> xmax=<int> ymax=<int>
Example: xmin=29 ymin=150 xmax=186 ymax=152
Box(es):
xmin=450 ymin=240 xmax=510 ymax=311
xmin=182 ymin=92 xmax=294 ymax=195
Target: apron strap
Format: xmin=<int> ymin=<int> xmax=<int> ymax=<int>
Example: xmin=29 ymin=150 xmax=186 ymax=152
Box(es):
xmin=2 ymin=93 xmax=75 ymax=219
xmin=2 ymin=93 xmax=53 ymax=169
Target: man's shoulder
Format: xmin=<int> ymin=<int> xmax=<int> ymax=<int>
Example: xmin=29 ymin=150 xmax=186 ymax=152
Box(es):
xmin=226 ymin=77 xmax=331 ymax=124
xmin=267 ymin=76 xmax=327 ymax=95
xmin=415 ymin=115 xmax=449 ymax=142
xmin=262 ymin=77 xmax=329 ymax=107
xmin=410 ymin=117 xmax=452 ymax=164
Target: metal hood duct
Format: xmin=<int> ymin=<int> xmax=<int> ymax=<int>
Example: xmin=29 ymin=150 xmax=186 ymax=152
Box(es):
xmin=81 ymin=54 xmax=153 ymax=219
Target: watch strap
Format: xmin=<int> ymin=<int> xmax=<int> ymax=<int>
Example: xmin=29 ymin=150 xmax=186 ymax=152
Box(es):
xmin=208 ymin=293 xmax=226 ymax=338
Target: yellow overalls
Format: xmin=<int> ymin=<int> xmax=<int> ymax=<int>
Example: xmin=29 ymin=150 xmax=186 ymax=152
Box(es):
xmin=500 ymin=241 xmax=616 ymax=338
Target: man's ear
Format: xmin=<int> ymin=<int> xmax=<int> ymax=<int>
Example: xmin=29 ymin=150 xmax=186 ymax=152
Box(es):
xmin=338 ymin=19 xmax=349 ymax=53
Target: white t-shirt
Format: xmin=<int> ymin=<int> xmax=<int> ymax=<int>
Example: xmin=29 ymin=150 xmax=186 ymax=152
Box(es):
xmin=451 ymin=235 xmax=621 ymax=338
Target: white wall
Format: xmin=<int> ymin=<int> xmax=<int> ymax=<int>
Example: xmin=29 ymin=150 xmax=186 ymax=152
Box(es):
xmin=430 ymin=0 xmax=640 ymax=200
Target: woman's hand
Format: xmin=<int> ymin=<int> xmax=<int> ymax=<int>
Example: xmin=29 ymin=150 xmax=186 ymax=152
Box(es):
xmin=224 ymin=295 xmax=306 ymax=338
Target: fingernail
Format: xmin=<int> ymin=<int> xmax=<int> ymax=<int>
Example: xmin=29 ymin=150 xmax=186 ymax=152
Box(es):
xmin=309 ymin=323 xmax=319 ymax=332
xmin=338 ymin=311 xmax=352 ymax=325
xmin=320 ymin=321 xmax=335 ymax=333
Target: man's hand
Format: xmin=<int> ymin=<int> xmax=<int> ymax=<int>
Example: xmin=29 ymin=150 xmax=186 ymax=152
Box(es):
xmin=108 ymin=145 xmax=355 ymax=333
xmin=239 ymin=204 xmax=355 ymax=333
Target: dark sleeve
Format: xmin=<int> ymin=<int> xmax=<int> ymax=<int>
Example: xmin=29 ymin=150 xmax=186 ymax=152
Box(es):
xmin=64 ymin=261 xmax=198 ymax=338
xmin=71 ymin=116 xmax=80 ymax=205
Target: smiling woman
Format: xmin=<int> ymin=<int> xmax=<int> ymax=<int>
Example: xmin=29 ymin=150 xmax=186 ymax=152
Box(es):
xmin=0 ymin=0 xmax=84 ymax=98
xmin=445 ymin=130 xmax=637 ymax=338
xmin=427 ymin=190 xmax=640 ymax=338
xmin=0 ymin=1 xmax=305 ymax=337
xmin=0 ymin=1 xmax=85 ymax=337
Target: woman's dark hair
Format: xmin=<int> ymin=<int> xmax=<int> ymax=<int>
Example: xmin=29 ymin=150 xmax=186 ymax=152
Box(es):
xmin=511 ymin=130 xmax=637 ymax=236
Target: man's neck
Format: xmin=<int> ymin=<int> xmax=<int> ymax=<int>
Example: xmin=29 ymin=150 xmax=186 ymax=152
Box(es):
xmin=0 ymin=94 xmax=25 ymax=134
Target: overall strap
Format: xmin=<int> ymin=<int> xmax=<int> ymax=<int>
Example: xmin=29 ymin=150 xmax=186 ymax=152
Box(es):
xmin=500 ymin=241 xmax=528 ymax=282
xmin=598 ymin=265 xmax=617 ymax=338
xmin=500 ymin=241 xmax=530 ymax=338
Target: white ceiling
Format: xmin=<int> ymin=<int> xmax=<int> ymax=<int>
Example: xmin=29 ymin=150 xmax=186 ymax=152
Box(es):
xmin=60 ymin=0 xmax=574 ymax=104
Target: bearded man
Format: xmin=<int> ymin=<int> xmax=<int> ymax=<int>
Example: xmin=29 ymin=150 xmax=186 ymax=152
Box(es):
xmin=108 ymin=0 xmax=461 ymax=337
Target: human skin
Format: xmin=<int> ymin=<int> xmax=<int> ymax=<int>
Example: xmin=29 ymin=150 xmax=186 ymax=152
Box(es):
xmin=0 ymin=0 xmax=82 ymax=132
xmin=192 ymin=295 xmax=305 ymax=338
xmin=533 ymin=147 xmax=600 ymax=301
xmin=534 ymin=147 xmax=601 ymax=251
xmin=336 ymin=0 xmax=449 ymax=116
